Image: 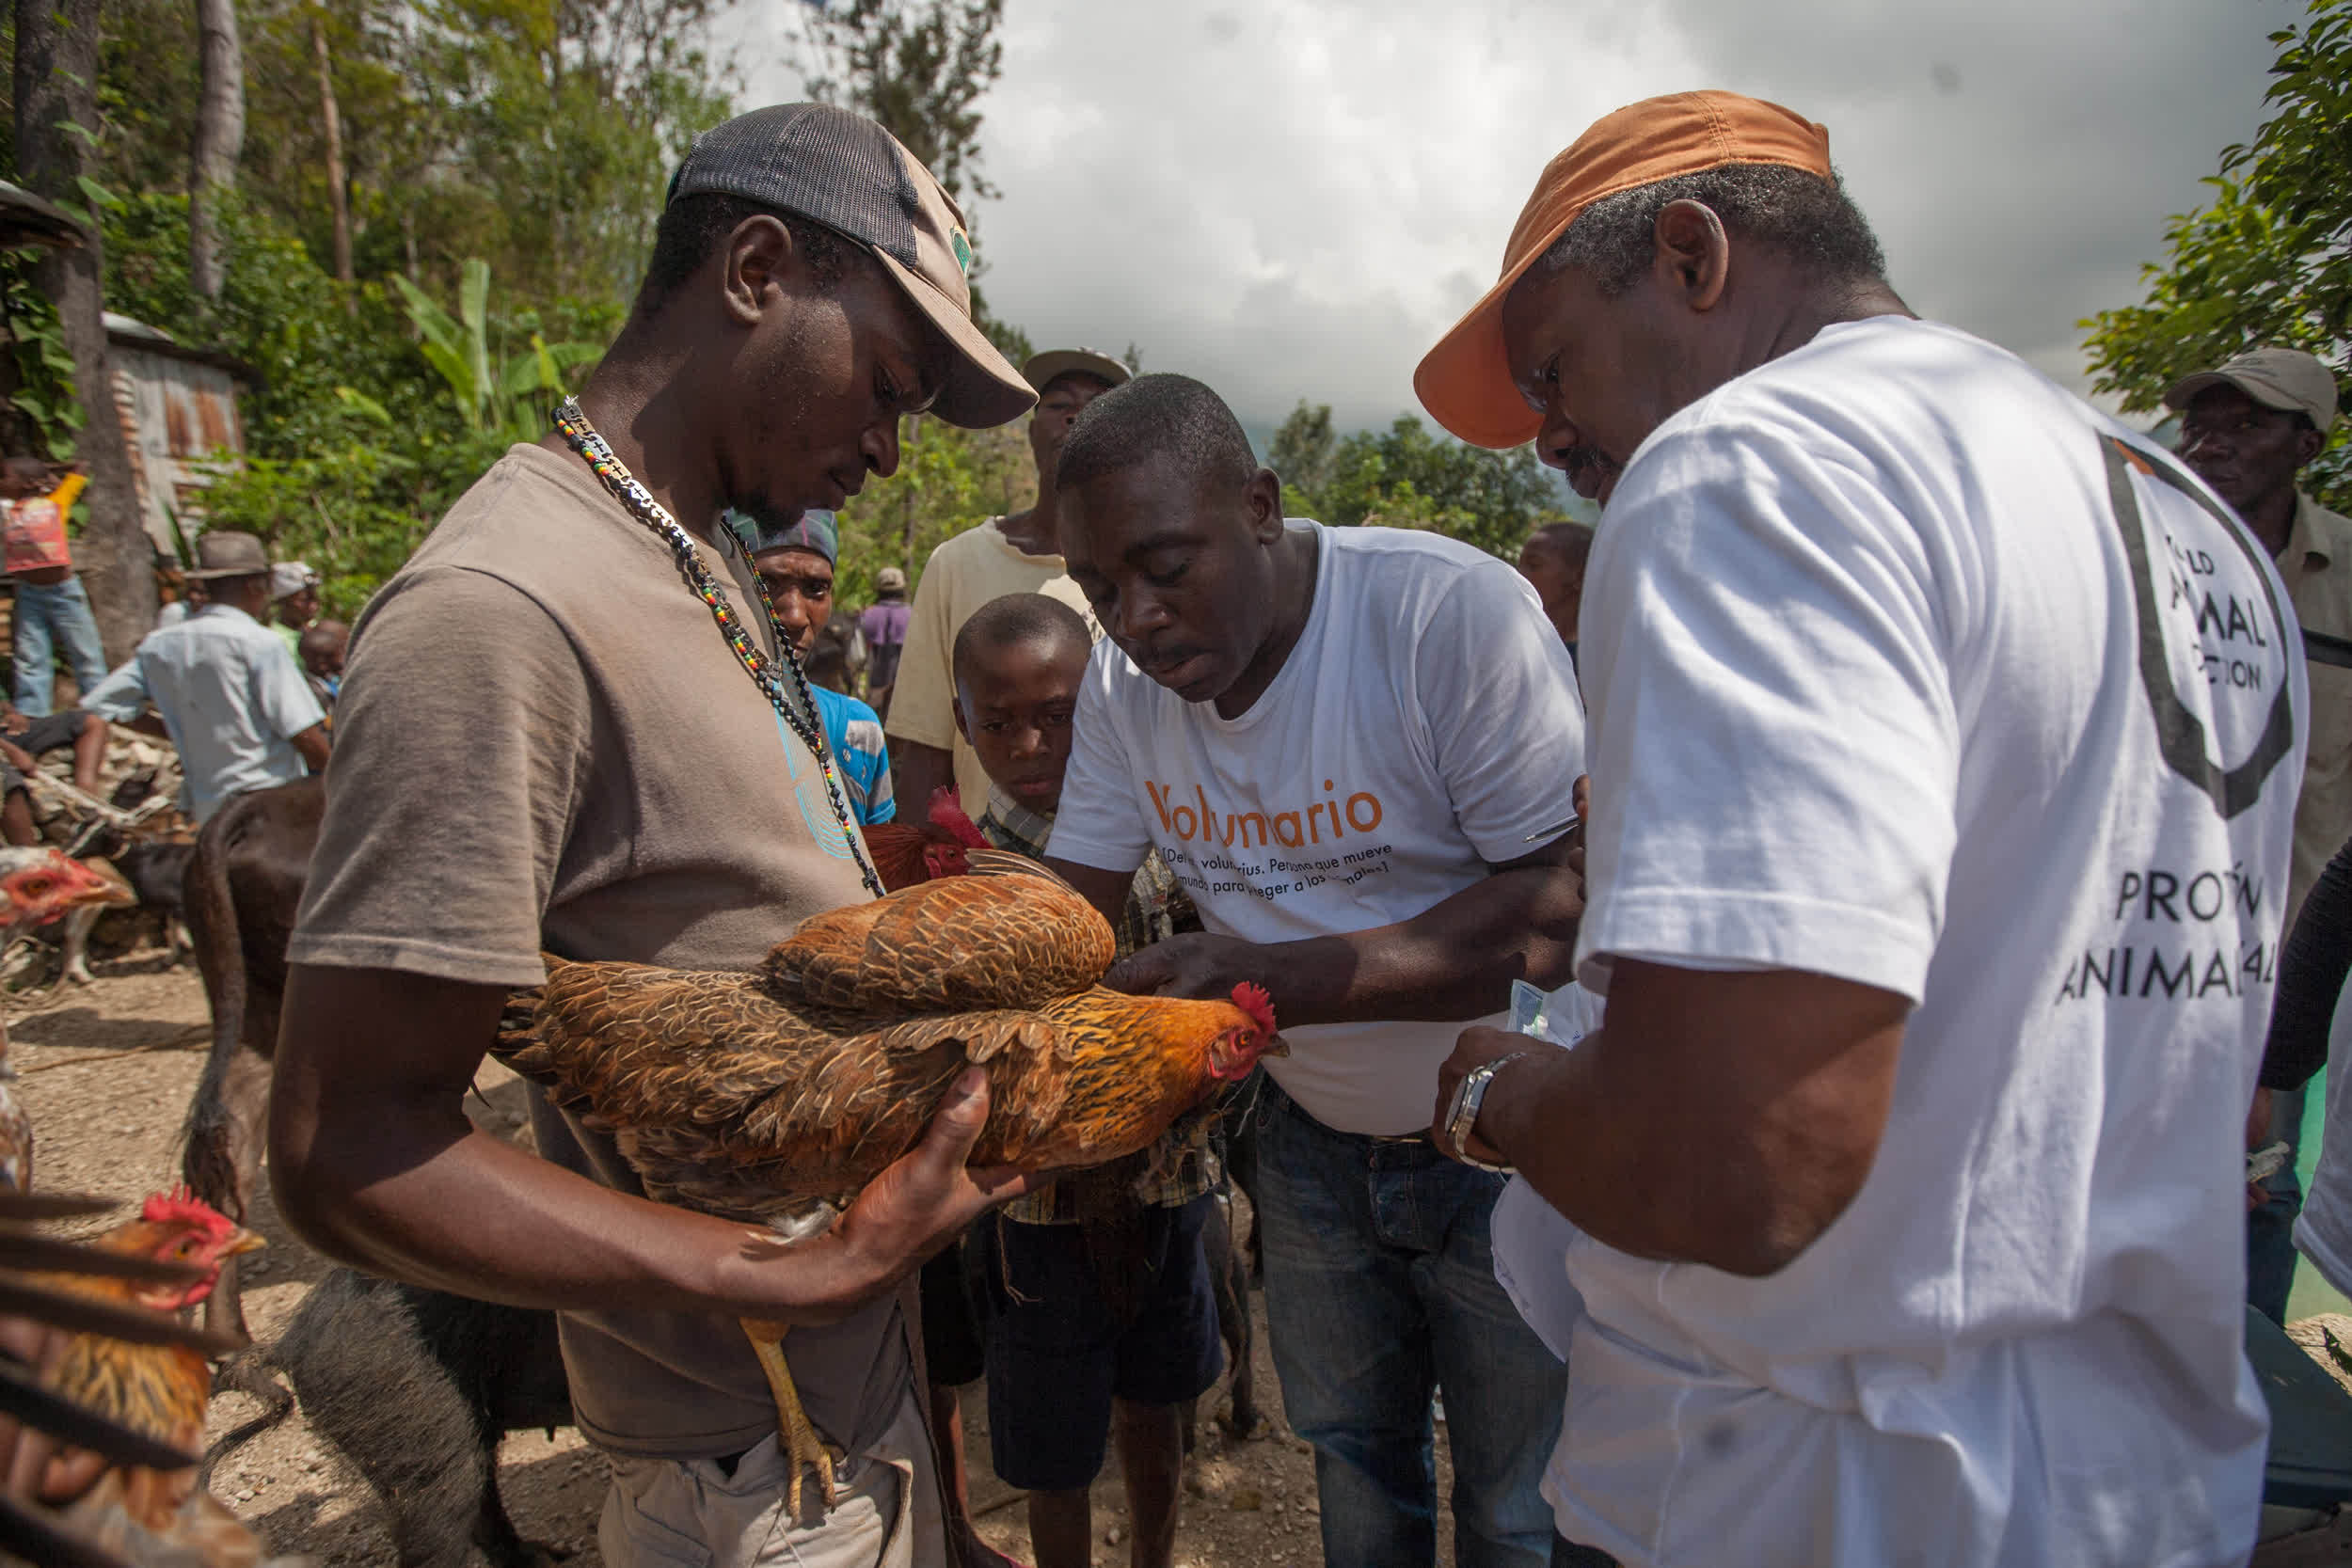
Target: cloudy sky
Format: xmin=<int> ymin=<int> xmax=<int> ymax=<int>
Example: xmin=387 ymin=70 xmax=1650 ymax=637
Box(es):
xmin=732 ymin=0 xmax=2290 ymax=438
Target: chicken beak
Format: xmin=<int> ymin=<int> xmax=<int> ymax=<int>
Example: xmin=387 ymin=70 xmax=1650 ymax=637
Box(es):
xmin=1260 ymin=1033 xmax=1289 ymax=1059
xmin=221 ymin=1227 xmax=267 ymax=1259
xmin=69 ymin=874 xmax=135 ymax=911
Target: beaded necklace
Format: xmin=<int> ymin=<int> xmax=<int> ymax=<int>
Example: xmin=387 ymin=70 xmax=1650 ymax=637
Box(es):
xmin=552 ymin=397 xmax=885 ymax=900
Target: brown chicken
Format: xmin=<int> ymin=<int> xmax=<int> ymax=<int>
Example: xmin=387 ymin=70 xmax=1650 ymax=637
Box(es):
xmin=495 ymin=855 xmax=1282 ymax=1516
xmin=33 ymin=1189 xmax=265 ymax=1566
xmin=0 ymin=848 xmax=154 ymax=1196
xmin=860 ymin=785 xmax=989 ymax=891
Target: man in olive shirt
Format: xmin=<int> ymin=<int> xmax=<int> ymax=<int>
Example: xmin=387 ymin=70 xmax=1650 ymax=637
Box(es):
xmin=886 ymin=347 xmax=1128 ymax=817
xmin=2169 ymin=345 xmax=2352 ymax=1323
xmin=273 ymin=105 xmax=1040 ymax=1568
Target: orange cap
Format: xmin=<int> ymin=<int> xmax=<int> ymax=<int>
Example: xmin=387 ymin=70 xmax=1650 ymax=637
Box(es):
xmin=1414 ymin=91 xmax=1833 ymax=450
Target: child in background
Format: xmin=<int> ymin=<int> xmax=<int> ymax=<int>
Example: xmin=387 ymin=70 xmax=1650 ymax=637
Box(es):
xmin=951 ymin=591 xmax=1217 ymax=1568
xmin=729 ymin=507 xmax=895 ymax=827
xmin=299 ymin=620 xmax=349 ymax=719
xmin=1 ymin=456 xmax=106 ymax=716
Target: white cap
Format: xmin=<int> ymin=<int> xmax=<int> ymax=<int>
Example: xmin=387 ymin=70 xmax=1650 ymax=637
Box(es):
xmin=2165 ymin=347 xmax=2340 ymax=434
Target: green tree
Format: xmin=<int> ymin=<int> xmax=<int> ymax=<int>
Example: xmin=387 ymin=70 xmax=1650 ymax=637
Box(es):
xmin=34 ymin=0 xmax=733 ymax=306
xmin=803 ymin=0 xmax=1000 ymax=204
xmin=2081 ymin=0 xmax=2349 ymax=508
xmin=0 ymin=0 xmax=723 ymax=619
xmin=100 ymin=193 xmax=610 ymax=613
xmin=1277 ymin=407 xmax=1576 ymax=560
xmin=187 ymin=0 xmax=246 ymax=304
xmin=13 ymin=0 xmax=158 ymax=656
xmin=0 ymin=254 xmax=85 ymax=460
xmin=391 ymin=257 xmax=600 ymax=438
xmin=1269 ymin=399 xmax=1336 ymax=510
xmin=831 ymin=420 xmax=1031 ymax=605
xmin=801 ymin=0 xmax=1025 ymax=357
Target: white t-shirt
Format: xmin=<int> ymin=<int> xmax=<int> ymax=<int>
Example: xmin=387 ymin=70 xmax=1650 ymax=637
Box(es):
xmin=1049 ymin=522 xmax=1585 ymax=1134
xmin=1523 ymin=317 xmax=2300 ymax=1568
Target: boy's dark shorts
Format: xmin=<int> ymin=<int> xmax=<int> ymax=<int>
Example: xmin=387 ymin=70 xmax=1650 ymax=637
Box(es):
xmin=14 ymin=709 xmax=87 ymax=758
xmin=977 ymin=1193 xmax=1224 ymax=1492
xmin=919 ymin=1232 xmax=987 ymax=1387
xmin=0 ymin=708 xmax=89 ymax=799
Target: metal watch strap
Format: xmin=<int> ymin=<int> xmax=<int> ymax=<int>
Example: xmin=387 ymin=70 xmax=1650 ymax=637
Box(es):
xmin=1443 ymin=1051 xmax=1528 ymax=1173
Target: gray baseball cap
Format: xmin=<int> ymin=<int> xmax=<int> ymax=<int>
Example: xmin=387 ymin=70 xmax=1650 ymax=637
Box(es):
xmin=2165 ymin=346 xmax=2341 ymax=435
xmin=670 ymin=103 xmax=1035 ymax=431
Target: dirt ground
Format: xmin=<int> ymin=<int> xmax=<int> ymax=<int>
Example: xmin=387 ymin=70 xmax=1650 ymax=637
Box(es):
xmin=8 ymin=947 xmax=1472 ymax=1568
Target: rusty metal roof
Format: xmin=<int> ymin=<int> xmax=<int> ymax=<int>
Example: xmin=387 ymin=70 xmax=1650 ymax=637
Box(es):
xmin=103 ymin=313 xmax=259 ymax=386
xmin=0 ymin=181 xmax=84 ymax=250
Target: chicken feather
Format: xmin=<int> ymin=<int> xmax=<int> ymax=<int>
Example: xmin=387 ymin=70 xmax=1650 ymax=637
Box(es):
xmin=490 ymin=856 xmax=1283 ymax=1520
xmin=764 ymin=852 xmax=1113 ymax=1013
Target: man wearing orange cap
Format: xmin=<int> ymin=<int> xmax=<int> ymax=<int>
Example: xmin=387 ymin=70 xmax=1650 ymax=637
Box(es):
xmin=1419 ymin=92 xmax=2296 ymax=1566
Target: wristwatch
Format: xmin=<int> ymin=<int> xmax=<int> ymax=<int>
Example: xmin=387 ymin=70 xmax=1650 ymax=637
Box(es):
xmin=1441 ymin=1052 xmax=1528 ymax=1174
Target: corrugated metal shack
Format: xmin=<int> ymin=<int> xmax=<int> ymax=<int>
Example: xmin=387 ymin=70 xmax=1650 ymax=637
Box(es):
xmin=103 ymin=313 xmax=255 ymax=555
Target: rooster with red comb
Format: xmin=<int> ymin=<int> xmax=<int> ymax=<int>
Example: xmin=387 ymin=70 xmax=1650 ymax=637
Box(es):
xmin=0 ymin=849 xmax=143 ymax=1196
xmin=861 ymin=786 xmax=991 ymax=891
xmin=22 ymin=1187 xmax=264 ymax=1564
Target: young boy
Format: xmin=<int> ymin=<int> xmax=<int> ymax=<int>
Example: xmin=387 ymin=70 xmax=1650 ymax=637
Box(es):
xmin=299 ymin=620 xmax=349 ymax=718
xmin=1 ymin=456 xmax=106 ymax=716
xmin=950 ymin=592 xmax=1219 ymax=1568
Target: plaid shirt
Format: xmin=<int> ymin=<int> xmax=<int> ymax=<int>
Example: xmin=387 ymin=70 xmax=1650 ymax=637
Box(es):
xmin=979 ymin=788 xmax=1217 ymax=1221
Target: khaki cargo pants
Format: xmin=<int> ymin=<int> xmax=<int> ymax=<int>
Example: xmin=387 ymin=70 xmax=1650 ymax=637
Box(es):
xmin=598 ymin=1391 xmax=944 ymax=1568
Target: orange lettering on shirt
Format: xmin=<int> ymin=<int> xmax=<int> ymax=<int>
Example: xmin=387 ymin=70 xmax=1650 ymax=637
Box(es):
xmin=1147 ymin=783 xmax=1386 ymax=854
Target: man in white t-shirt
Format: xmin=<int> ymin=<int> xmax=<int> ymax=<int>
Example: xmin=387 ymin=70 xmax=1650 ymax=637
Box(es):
xmin=1038 ymin=372 xmax=1598 ymax=1568
xmin=1411 ymin=91 xmax=2302 ymax=1568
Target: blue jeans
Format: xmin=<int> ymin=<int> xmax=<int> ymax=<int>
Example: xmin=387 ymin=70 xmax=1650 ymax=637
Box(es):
xmin=12 ymin=577 xmax=107 ymax=716
xmin=1258 ymin=1079 xmax=1596 ymax=1568
xmin=2249 ymin=1084 xmax=2306 ymax=1324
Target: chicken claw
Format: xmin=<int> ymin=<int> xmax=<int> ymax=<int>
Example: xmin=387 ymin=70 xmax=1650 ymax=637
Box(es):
xmin=741 ymin=1320 xmax=838 ymax=1519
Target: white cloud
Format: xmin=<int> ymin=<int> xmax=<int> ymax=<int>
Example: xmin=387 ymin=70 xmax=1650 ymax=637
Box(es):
xmin=729 ymin=0 xmax=2292 ymax=433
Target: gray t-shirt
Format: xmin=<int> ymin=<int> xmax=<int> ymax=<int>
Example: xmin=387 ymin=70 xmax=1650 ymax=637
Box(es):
xmin=290 ymin=441 xmax=905 ymax=1461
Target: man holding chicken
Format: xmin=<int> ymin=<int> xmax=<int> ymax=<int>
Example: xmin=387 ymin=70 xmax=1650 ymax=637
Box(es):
xmin=1041 ymin=372 xmax=1597 ymax=1568
xmin=272 ymin=104 xmax=1042 ymax=1568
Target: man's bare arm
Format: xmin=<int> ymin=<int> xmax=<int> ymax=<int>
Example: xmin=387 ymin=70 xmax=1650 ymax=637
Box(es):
xmin=290 ymin=721 xmax=330 ymax=771
xmin=1437 ymin=959 xmax=1907 ymax=1276
xmin=271 ymin=964 xmax=1035 ymax=1325
xmin=1092 ymin=837 xmax=1581 ymax=1024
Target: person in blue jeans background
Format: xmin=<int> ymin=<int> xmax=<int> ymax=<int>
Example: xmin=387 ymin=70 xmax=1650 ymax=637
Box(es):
xmin=1038 ymin=372 xmax=1608 ymax=1568
xmin=1 ymin=457 xmax=107 ymax=717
